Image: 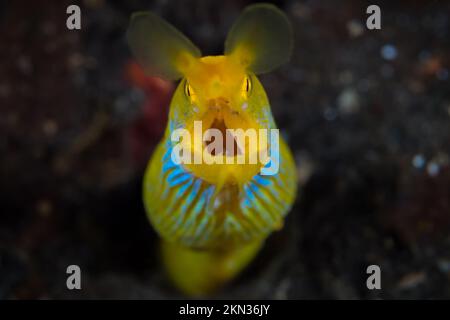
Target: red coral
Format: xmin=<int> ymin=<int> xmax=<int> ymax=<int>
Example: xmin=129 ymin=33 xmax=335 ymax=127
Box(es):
xmin=124 ymin=61 xmax=174 ymax=167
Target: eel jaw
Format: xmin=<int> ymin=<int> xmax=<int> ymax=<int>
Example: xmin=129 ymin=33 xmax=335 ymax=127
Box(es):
xmin=182 ymin=101 xmax=264 ymax=186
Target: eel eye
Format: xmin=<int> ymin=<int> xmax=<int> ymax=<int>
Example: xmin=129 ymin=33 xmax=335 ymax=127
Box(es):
xmin=243 ymin=76 xmax=252 ymax=95
xmin=185 ymin=81 xmax=194 ymax=98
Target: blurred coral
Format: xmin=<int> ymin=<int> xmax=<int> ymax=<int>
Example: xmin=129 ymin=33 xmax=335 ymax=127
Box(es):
xmin=124 ymin=61 xmax=174 ymax=167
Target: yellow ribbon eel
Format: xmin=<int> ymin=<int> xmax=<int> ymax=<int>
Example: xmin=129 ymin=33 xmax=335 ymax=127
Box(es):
xmin=127 ymin=3 xmax=297 ymax=296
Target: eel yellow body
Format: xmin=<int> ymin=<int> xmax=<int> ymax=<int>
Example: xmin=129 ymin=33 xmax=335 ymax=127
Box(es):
xmin=127 ymin=3 xmax=297 ymax=296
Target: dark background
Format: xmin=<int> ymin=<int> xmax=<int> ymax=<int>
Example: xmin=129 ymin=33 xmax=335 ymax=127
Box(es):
xmin=0 ymin=0 xmax=449 ymax=299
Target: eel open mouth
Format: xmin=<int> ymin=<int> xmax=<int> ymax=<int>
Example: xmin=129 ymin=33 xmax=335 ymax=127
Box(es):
xmin=182 ymin=102 xmax=265 ymax=186
xmin=204 ymin=118 xmax=243 ymax=157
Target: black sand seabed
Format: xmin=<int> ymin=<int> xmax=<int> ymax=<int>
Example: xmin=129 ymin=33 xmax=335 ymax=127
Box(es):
xmin=0 ymin=0 xmax=449 ymax=299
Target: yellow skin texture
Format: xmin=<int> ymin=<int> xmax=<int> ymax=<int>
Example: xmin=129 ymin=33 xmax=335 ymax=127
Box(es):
xmin=129 ymin=4 xmax=296 ymax=296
